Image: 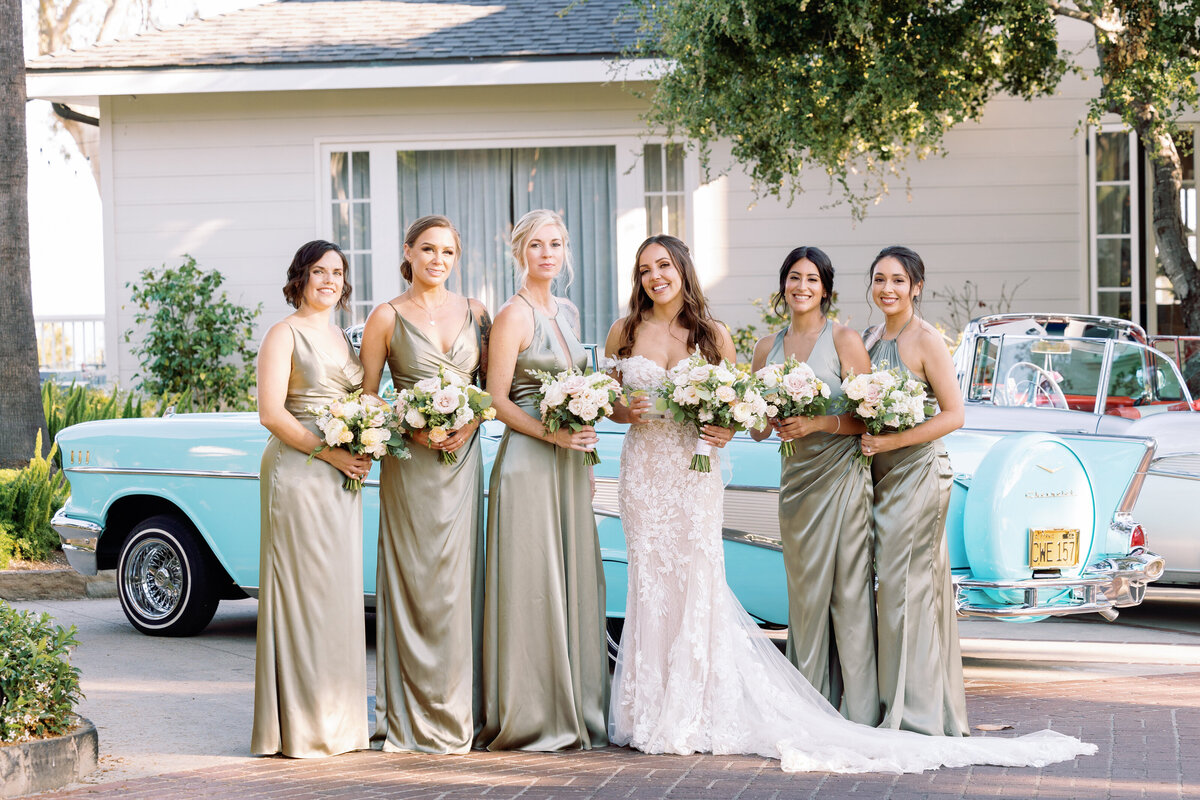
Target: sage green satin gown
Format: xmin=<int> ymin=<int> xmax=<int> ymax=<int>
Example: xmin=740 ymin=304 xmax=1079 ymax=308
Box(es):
xmin=373 ymin=305 xmax=483 ymax=754
xmin=475 ymin=298 xmax=609 ymax=751
xmin=867 ymin=331 xmax=969 ymax=737
xmin=252 ymin=324 xmax=369 ymax=758
xmin=770 ymin=324 xmax=880 ymax=725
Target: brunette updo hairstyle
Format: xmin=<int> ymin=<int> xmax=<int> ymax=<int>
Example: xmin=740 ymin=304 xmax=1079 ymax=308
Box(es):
xmin=615 ymin=234 xmax=723 ymax=364
xmin=868 ymin=245 xmax=925 ymax=311
xmin=282 ymin=240 xmax=351 ymax=310
xmin=400 ymin=215 xmax=462 ymax=283
xmin=510 ymin=208 xmax=574 ymax=288
xmin=772 ymin=246 xmax=835 ymax=318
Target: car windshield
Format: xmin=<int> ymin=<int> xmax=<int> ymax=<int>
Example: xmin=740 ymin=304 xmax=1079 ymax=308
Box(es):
xmin=969 ymin=334 xmax=1193 ymax=416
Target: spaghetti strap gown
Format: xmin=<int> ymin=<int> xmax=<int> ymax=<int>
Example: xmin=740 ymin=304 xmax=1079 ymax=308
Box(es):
xmin=373 ymin=304 xmax=483 ymax=754
xmin=608 ymin=354 xmax=1093 ymax=772
xmin=867 ymin=327 xmax=970 ymax=736
xmin=770 ymin=323 xmax=880 ymax=725
xmin=252 ymin=324 xmax=369 ymax=758
xmin=475 ymin=297 xmax=609 ymax=751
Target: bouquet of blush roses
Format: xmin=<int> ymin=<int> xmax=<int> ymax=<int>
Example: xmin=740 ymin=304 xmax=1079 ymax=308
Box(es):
xmin=394 ymin=367 xmax=495 ymax=465
xmin=661 ymin=350 xmax=769 ymax=472
xmin=756 ymin=356 xmax=833 ymax=457
xmin=307 ymin=389 xmax=409 ymax=491
xmin=528 ymin=367 xmax=623 ymax=466
xmin=840 ymin=362 xmax=934 ymax=465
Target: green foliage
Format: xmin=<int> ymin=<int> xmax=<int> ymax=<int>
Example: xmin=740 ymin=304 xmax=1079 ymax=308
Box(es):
xmin=630 ymin=0 xmax=1067 ymax=217
xmin=0 ymin=432 xmax=70 ymax=567
xmin=730 ymin=295 xmax=839 ymax=363
xmin=41 ymin=381 xmax=156 ymax=467
xmin=125 ymin=256 xmax=262 ymax=411
xmin=0 ymin=600 xmax=83 ymax=743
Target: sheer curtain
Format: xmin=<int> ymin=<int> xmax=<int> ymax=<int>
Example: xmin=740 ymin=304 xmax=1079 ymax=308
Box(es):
xmin=396 ymin=146 xmax=617 ymax=344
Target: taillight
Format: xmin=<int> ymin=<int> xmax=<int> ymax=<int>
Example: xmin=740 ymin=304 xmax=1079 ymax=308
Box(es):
xmin=1130 ymin=524 xmax=1146 ymax=549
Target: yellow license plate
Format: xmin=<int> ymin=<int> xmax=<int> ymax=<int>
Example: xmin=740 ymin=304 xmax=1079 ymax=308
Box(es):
xmin=1029 ymin=528 xmax=1080 ymax=569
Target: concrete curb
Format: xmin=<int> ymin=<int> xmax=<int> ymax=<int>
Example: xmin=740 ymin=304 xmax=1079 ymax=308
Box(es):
xmin=0 ymin=716 xmax=98 ymax=798
xmin=0 ymin=569 xmax=117 ymax=601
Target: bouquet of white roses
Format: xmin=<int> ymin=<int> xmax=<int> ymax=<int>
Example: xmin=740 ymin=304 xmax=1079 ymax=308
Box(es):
xmin=528 ymin=367 xmax=622 ymax=466
xmin=307 ymin=389 xmax=409 ymax=492
xmin=394 ymin=367 xmax=495 ymax=465
xmin=661 ymin=350 xmax=769 ymax=472
xmin=755 ymin=356 xmax=833 ymax=458
xmin=840 ymin=362 xmax=933 ymax=465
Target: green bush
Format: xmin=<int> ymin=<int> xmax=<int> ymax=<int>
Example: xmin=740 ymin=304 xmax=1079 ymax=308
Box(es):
xmin=0 ymin=432 xmax=69 ymax=567
xmin=0 ymin=600 xmax=83 ymax=743
xmin=125 ymin=256 xmax=261 ymax=412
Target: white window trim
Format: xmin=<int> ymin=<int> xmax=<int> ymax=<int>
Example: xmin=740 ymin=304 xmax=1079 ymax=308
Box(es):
xmin=1088 ymin=126 xmax=1140 ymax=323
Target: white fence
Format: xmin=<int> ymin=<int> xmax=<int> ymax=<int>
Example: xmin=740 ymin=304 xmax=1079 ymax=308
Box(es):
xmin=35 ymin=315 xmax=106 ymax=379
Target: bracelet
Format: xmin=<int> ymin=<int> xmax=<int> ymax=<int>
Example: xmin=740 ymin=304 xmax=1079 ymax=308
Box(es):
xmin=833 ymin=416 xmax=841 ymax=434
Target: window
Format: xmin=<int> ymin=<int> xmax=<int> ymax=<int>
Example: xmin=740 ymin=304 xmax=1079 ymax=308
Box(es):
xmin=991 ymin=337 xmax=1106 ymax=412
xmin=330 ymin=151 xmax=372 ymax=325
xmin=643 ymin=143 xmax=686 ymax=239
xmin=1105 ymin=342 xmax=1186 ymax=416
xmin=1089 ymin=130 xmax=1138 ymax=324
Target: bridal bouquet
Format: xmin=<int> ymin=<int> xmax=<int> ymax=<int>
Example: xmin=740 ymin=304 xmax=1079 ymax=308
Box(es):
xmin=841 ymin=362 xmax=933 ymax=465
xmin=756 ymin=357 xmax=832 ymax=457
xmin=662 ymin=350 xmax=769 ymax=472
xmin=394 ymin=368 xmax=495 ymax=465
xmin=307 ymin=389 xmax=409 ymax=492
xmin=528 ymin=367 xmax=622 ymax=466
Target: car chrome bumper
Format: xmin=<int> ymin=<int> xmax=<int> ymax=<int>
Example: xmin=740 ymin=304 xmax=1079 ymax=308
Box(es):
xmin=51 ymin=507 xmax=102 ymax=576
xmin=953 ymin=548 xmax=1165 ymax=621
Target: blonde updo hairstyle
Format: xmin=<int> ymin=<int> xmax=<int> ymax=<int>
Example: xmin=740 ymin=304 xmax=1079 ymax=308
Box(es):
xmin=400 ymin=214 xmax=462 ymax=283
xmin=510 ymin=208 xmax=574 ymax=289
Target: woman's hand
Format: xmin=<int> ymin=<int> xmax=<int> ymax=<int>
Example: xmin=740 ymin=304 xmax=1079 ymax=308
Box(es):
xmin=410 ymin=422 xmax=475 ymax=454
xmin=774 ymin=415 xmax=826 ymax=441
xmin=700 ymin=424 xmax=735 ymax=449
xmin=553 ymin=424 xmax=599 ymax=452
xmin=320 ymin=448 xmax=373 ymax=481
xmin=625 ymin=394 xmax=654 ymax=425
xmin=859 ymin=431 xmax=901 ymax=458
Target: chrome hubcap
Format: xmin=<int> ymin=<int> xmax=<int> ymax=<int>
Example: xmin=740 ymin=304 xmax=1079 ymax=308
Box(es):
xmin=124 ymin=538 xmax=183 ymax=620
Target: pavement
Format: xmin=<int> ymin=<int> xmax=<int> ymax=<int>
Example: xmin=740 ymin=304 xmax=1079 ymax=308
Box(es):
xmin=9 ymin=590 xmax=1200 ymax=800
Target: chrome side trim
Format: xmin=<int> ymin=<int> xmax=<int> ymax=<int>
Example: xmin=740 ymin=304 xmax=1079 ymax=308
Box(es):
xmin=51 ymin=508 xmax=101 ymax=576
xmin=61 ymin=465 xmax=380 ymax=487
xmin=722 ymin=529 xmax=784 ymax=552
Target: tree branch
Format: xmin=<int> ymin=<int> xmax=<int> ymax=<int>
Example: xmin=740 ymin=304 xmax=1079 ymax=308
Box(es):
xmin=1046 ymin=1 xmax=1124 ymax=35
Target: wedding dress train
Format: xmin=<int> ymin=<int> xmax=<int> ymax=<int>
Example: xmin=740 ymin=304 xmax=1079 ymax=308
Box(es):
xmin=608 ymin=355 xmax=1095 ymax=773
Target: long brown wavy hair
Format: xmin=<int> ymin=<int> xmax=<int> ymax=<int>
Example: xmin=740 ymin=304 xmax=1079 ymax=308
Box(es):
xmin=615 ymin=235 xmax=723 ymax=364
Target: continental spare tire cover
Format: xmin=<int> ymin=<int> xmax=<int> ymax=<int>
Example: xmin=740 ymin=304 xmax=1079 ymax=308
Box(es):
xmin=963 ymin=432 xmax=1095 ymax=598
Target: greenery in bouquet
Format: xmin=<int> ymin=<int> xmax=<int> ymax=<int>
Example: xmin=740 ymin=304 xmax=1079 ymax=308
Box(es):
xmin=528 ymin=367 xmax=622 ymax=466
xmin=755 ymin=356 xmax=833 ymax=457
xmin=307 ymin=389 xmax=409 ymax=490
xmin=661 ymin=350 xmax=768 ymax=472
xmin=394 ymin=368 xmax=495 ymax=465
xmin=841 ymin=362 xmax=934 ymax=465
xmin=0 ymin=601 xmax=83 ymax=743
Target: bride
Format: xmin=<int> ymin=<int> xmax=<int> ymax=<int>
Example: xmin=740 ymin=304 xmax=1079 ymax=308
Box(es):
xmin=603 ymin=234 xmax=1096 ymax=773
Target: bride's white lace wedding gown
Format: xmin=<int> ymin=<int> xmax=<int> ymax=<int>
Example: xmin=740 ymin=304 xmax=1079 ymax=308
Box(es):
xmin=608 ymin=355 xmax=1096 ymax=773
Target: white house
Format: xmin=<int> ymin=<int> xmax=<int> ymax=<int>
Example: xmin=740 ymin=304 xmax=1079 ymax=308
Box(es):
xmin=25 ymin=0 xmax=1197 ymax=385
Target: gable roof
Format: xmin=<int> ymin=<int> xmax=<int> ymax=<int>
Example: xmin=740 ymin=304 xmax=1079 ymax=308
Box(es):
xmin=26 ymin=0 xmax=640 ymax=72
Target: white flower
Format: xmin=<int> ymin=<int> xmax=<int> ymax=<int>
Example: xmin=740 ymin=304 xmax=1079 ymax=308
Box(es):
xmin=561 ymin=374 xmax=587 ymax=394
xmin=714 ymin=385 xmax=737 ymax=404
xmin=544 ymin=384 xmax=568 ymax=408
xmin=322 ymin=419 xmax=352 ymax=446
xmin=756 ymin=365 xmax=781 ymax=389
xmin=404 ymin=408 xmax=427 ymax=428
xmin=443 ymin=371 xmax=467 ymax=387
xmin=672 ymin=384 xmax=701 ymax=405
xmin=698 ymin=408 xmax=714 ymax=422
xmin=453 ymin=405 xmax=474 ymax=429
xmin=688 ymin=365 xmax=711 ymax=383
xmin=713 ymin=365 xmax=736 ymax=384
xmin=766 ymin=404 xmax=779 ymax=418
xmin=340 ymin=401 xmax=362 ymax=421
xmin=432 ymin=388 xmax=461 ymax=414
xmin=414 ymin=377 xmax=442 ymax=394
xmin=731 ymin=401 xmax=755 ymax=424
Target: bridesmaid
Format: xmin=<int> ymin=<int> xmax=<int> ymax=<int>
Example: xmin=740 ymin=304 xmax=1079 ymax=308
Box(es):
xmin=475 ymin=208 xmax=609 ymax=751
xmin=252 ymin=240 xmax=371 ymax=758
xmin=359 ymin=215 xmax=490 ymax=754
xmin=860 ymin=245 xmax=968 ymax=737
xmin=748 ymin=246 xmax=880 ymax=726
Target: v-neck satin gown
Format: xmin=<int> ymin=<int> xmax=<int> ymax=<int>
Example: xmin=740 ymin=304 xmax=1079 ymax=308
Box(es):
xmin=252 ymin=324 xmax=369 ymax=758
xmin=373 ymin=305 xmax=484 ymax=754
xmin=769 ymin=324 xmax=880 ymax=725
xmin=475 ymin=299 xmax=609 ymax=751
xmin=867 ymin=333 xmax=970 ymax=737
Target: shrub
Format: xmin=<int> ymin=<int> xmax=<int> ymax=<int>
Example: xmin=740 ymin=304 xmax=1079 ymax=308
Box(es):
xmin=0 ymin=600 xmax=83 ymax=743
xmin=41 ymin=382 xmax=157 ymax=468
xmin=0 ymin=432 xmax=69 ymax=567
xmin=125 ymin=256 xmax=261 ymax=411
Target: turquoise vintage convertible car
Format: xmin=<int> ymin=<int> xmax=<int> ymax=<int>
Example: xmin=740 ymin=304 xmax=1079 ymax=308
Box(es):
xmin=53 ymin=408 xmax=1165 ymax=638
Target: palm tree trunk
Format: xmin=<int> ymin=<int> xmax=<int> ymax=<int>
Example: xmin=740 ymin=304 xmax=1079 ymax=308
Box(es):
xmin=1 ymin=0 xmax=50 ymax=466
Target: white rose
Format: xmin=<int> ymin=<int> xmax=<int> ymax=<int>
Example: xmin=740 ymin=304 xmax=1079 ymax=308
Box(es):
xmin=698 ymin=408 xmax=714 ymax=422
xmin=876 ymin=371 xmax=898 ymax=391
xmin=672 ymin=384 xmax=701 ymax=405
xmin=756 ymin=365 xmax=781 ymax=389
xmin=361 ymin=427 xmax=388 ymax=447
xmin=432 ymin=388 xmax=461 ymax=414
xmin=414 ymin=377 xmax=442 ymax=394
xmin=731 ymin=401 xmax=754 ymax=424
xmin=453 ymin=405 xmax=474 ymax=429
xmin=544 ymin=384 xmax=568 ymax=408
xmin=713 ymin=365 xmax=735 ymax=384
xmin=443 ymin=371 xmax=467 ymax=387
xmin=562 ymin=374 xmax=587 ymax=394
xmin=323 ymin=419 xmax=352 ymax=446
xmin=819 ymin=382 xmax=831 ymax=399
xmin=688 ymin=365 xmax=711 ymax=383
xmin=340 ymin=401 xmax=362 ymax=421
xmin=766 ymin=404 xmax=779 ymax=418
xmin=404 ymin=408 xmax=427 ymax=428
xmin=714 ymin=385 xmax=737 ymax=404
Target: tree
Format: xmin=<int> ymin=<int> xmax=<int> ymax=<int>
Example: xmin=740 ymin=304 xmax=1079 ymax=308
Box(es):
xmin=1 ymin=0 xmax=50 ymax=467
xmin=632 ymin=1 xmax=1200 ymax=333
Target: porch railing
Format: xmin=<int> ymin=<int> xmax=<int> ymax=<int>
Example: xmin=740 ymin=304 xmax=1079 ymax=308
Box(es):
xmin=35 ymin=315 xmax=106 ymax=380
